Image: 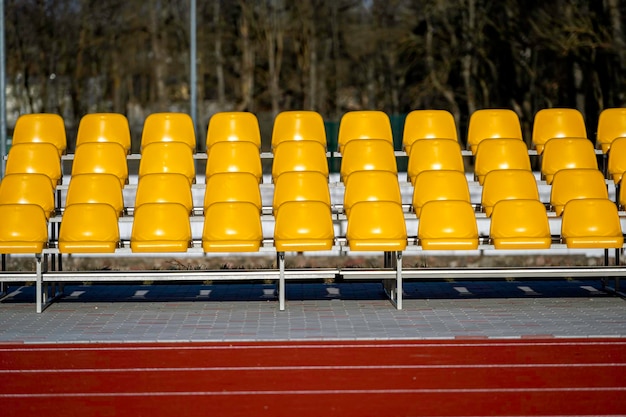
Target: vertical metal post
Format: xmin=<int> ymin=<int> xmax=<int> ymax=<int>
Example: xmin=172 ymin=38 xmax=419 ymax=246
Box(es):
xmin=190 ymin=0 xmax=198 ymax=151
xmin=0 ymin=0 xmax=7 ymax=177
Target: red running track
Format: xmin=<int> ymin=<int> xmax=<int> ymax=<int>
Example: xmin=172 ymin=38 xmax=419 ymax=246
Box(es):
xmin=1 ymin=338 xmax=625 ymax=416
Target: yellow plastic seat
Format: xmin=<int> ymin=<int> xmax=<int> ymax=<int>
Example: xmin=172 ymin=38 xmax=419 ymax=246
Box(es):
xmin=141 ymin=112 xmax=196 ymax=151
xmin=561 ymin=198 xmax=623 ymax=249
xmin=206 ymin=111 xmax=261 ymax=150
xmin=541 ymin=137 xmax=598 ymax=185
xmin=412 ymin=170 xmax=470 ymax=218
xmin=206 ymin=141 xmax=262 ymax=183
xmin=481 ymin=169 xmax=539 ymax=217
xmin=418 ymin=200 xmax=479 ymax=250
xmin=65 ymin=173 xmax=124 ymax=217
xmin=597 ymin=108 xmax=626 ymax=153
xmin=139 ymin=141 xmax=196 ymax=185
xmin=272 ymin=140 xmax=329 ymax=180
xmin=402 ymin=110 xmax=457 ymax=155
xmin=0 ymin=173 xmax=55 ymax=219
xmin=407 ymin=138 xmax=464 ymax=185
xmin=467 ymin=109 xmax=523 ymax=154
xmin=131 ymin=202 xmax=191 ymax=253
xmin=202 ymin=202 xmax=263 ymax=252
xmin=271 ymin=110 xmax=326 ymax=149
xmin=340 ymin=139 xmax=397 ymax=183
xmin=135 ymin=173 xmax=193 ymax=214
xmin=273 ymin=171 xmax=331 ymax=215
xmin=76 ymin=113 xmax=131 ymax=153
xmin=346 ymin=201 xmax=407 ymax=251
xmin=0 ymin=204 xmax=48 ymax=253
xmin=344 ymin=171 xmax=402 ymax=218
xmin=204 ymin=172 xmax=262 ymax=212
xmin=338 ymin=110 xmax=393 ymax=153
xmin=550 ymin=168 xmax=608 ymax=216
xmin=274 ymin=201 xmax=335 ymax=251
xmin=12 ymin=113 xmax=66 ymax=156
xmin=5 ymin=143 xmax=62 ymax=188
xmin=490 ymin=199 xmax=551 ymax=250
xmin=607 ymin=137 xmax=626 ymax=184
xmin=72 ymin=142 xmax=129 ymax=187
xmin=58 ymin=203 xmax=120 ymax=253
xmin=474 ymin=138 xmax=531 ymax=185
xmin=532 ymin=108 xmax=587 ymax=155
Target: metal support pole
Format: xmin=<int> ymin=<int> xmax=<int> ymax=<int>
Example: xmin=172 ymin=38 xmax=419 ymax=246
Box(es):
xmin=396 ymin=251 xmax=403 ymax=310
xmin=0 ymin=0 xmax=7 ymax=177
xmin=278 ymin=252 xmax=286 ymax=310
xmin=189 ymin=0 xmax=198 ymax=151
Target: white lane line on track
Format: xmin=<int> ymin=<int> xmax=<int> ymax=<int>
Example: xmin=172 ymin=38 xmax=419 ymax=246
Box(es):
xmin=1 ymin=387 xmax=625 ymax=398
xmin=2 ymin=363 xmax=625 ymax=374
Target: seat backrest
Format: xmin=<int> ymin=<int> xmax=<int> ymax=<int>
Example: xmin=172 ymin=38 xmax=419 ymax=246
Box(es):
xmin=340 ymin=139 xmax=397 ymax=183
xmin=467 ymin=109 xmax=523 ymax=154
xmin=5 ymin=143 xmax=62 ymax=188
xmin=474 ymin=138 xmax=531 ymax=185
xmin=271 ymin=111 xmax=326 ymax=149
xmin=205 ymin=141 xmax=262 ymax=182
xmin=65 ymin=173 xmax=124 ymax=217
xmin=550 ymin=168 xmax=608 ymax=216
xmin=273 ymin=171 xmax=331 ymax=215
xmin=407 ymin=138 xmax=464 ymax=185
xmin=596 ymin=108 xmax=626 ymax=153
xmin=72 ymin=142 xmax=129 ymax=187
xmin=561 ymin=198 xmax=623 ymax=249
xmin=346 ymin=200 xmax=407 ymax=251
xmin=0 ymin=173 xmax=55 ymax=219
xmin=418 ymin=200 xmax=478 ymax=250
xmin=274 ymin=200 xmax=335 ymax=252
xmin=76 ymin=113 xmax=132 ymax=153
xmin=130 ymin=202 xmax=191 ymax=253
xmin=490 ymin=199 xmax=551 ymax=250
xmin=412 ymin=170 xmax=470 ymax=218
xmin=206 ymin=111 xmax=261 ymax=150
xmin=343 ymin=170 xmax=402 ymax=218
xmin=12 ymin=113 xmax=66 ymax=156
xmin=272 ymin=140 xmax=329 ymax=180
xmin=141 ymin=112 xmax=196 ymax=151
xmin=204 ymin=172 xmax=262 ymax=212
xmin=58 ymin=203 xmax=120 ymax=253
xmin=0 ymin=204 xmax=48 ymax=253
xmin=139 ymin=141 xmax=196 ymax=185
xmin=337 ymin=110 xmax=393 ymax=153
xmin=135 ymin=173 xmax=193 ymax=213
xmin=402 ymin=110 xmax=457 ymax=155
xmin=541 ymin=137 xmax=598 ymax=184
xmin=532 ymin=108 xmax=587 ymax=154
xmin=202 ymin=201 xmax=263 ymax=253
xmin=607 ymin=137 xmax=626 ymax=184
xmin=481 ymin=169 xmax=539 ymax=217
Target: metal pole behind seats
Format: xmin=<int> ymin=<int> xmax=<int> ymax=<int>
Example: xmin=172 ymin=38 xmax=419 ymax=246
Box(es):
xmin=0 ymin=0 xmax=7 ymax=177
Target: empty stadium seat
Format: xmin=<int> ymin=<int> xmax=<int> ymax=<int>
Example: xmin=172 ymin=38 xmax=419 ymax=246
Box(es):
xmin=418 ymin=200 xmax=479 ymax=250
xmin=550 ymin=168 xmax=608 ymax=216
xmin=490 ymin=199 xmax=552 ymax=250
xmin=0 ymin=204 xmax=48 ymax=253
xmin=337 ymin=110 xmax=393 ymax=153
xmin=139 ymin=141 xmax=196 ymax=185
xmin=0 ymin=173 xmax=55 ymax=219
xmin=5 ymin=143 xmax=62 ymax=188
xmin=407 ymin=138 xmax=464 ymax=185
xmin=274 ymin=201 xmax=335 ymax=251
xmin=12 ymin=113 xmax=66 ymax=156
xmin=402 ymin=110 xmax=457 ymax=155
xmin=340 ymin=139 xmax=397 ymax=183
xmin=561 ymin=198 xmax=623 ymax=249
xmin=412 ymin=170 xmax=470 ymax=218
xmin=204 ymin=172 xmax=262 ymax=212
xmin=72 ymin=142 xmax=129 ymax=187
xmin=76 ymin=113 xmax=132 ymax=153
xmin=202 ymin=202 xmax=263 ymax=252
xmin=130 ymin=202 xmax=192 ymax=252
xmin=65 ymin=173 xmax=124 ymax=217
xmin=58 ymin=203 xmax=120 ymax=253
xmin=141 ymin=112 xmax=196 ymax=151
xmin=607 ymin=137 xmax=626 ymax=184
xmin=541 ymin=137 xmax=598 ymax=184
xmin=271 ymin=110 xmax=327 ymax=149
xmin=481 ymin=169 xmax=539 ymax=217
xmin=206 ymin=111 xmax=261 ymax=149
xmin=273 ymin=171 xmax=331 ymax=215
xmin=532 ymin=108 xmax=587 ymax=154
xmin=474 ymin=138 xmax=531 ymax=185
xmin=467 ymin=109 xmax=523 ymax=154
xmin=596 ymin=108 xmax=626 ymax=153
xmin=343 ymin=171 xmax=402 ymax=218
xmin=272 ymin=140 xmax=329 ymax=180
xmin=135 ymin=173 xmax=193 ymax=214
xmin=346 ymin=201 xmax=407 ymax=251
xmin=206 ymin=141 xmax=262 ymax=182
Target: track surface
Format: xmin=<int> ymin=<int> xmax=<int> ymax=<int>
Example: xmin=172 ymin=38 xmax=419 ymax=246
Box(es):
xmin=1 ymin=339 xmax=625 ymax=416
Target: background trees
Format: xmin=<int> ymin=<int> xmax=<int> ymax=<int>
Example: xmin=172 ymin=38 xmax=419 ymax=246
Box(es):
xmin=4 ymin=0 xmax=626 ymax=148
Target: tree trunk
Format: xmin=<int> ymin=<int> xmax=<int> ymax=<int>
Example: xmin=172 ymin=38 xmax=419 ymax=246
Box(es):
xmin=149 ymin=2 xmax=167 ymax=110
xmin=237 ymin=3 xmax=255 ymax=112
xmin=214 ymin=0 xmax=225 ymax=107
